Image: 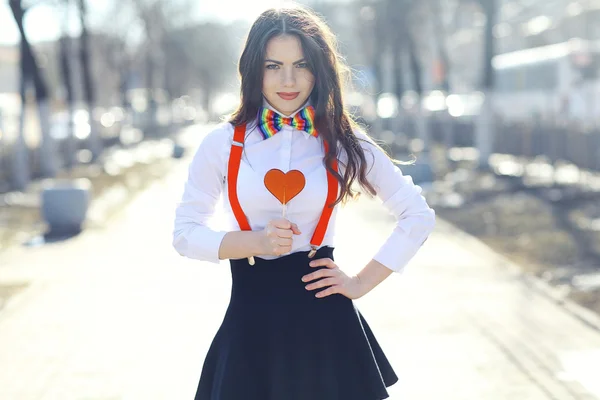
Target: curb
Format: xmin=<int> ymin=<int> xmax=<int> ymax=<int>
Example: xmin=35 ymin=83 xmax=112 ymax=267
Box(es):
xmin=435 ymin=217 xmax=600 ymax=333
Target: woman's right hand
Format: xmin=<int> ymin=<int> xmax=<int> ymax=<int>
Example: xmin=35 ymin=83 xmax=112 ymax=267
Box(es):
xmin=259 ymin=218 xmax=302 ymax=256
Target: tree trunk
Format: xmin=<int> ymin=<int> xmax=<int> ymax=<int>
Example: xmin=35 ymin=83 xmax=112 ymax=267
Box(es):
xmin=200 ymin=71 xmax=213 ymax=120
xmin=37 ymin=100 xmax=53 ymax=174
xmin=13 ymin=56 xmax=30 ymax=191
xmin=391 ymin=39 xmax=404 ymax=103
xmin=437 ymin=45 xmax=450 ymax=93
xmin=9 ymin=0 xmax=56 ymax=179
xmin=476 ymin=0 xmax=496 ymax=169
xmin=368 ymin=1 xmax=388 ymax=137
xmin=59 ymin=34 xmax=76 ymax=170
xmin=371 ymin=1 xmax=386 ymax=96
xmin=145 ymin=53 xmax=158 ymax=133
xmin=77 ymin=0 xmax=102 ymax=161
xmin=407 ymin=35 xmax=422 ymax=97
xmin=120 ymin=67 xmax=131 ymax=124
xmin=407 ymin=30 xmax=430 ymax=157
xmin=430 ymin=0 xmax=450 ymax=92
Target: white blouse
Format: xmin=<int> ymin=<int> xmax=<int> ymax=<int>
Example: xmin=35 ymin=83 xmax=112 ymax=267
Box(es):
xmin=172 ymin=111 xmax=436 ymax=273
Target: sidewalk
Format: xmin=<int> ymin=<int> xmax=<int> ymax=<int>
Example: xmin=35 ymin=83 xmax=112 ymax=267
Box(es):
xmin=1 ymin=145 xmax=600 ymax=399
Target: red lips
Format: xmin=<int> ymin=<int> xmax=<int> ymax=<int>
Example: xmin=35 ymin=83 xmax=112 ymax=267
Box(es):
xmin=277 ymin=92 xmax=300 ymax=100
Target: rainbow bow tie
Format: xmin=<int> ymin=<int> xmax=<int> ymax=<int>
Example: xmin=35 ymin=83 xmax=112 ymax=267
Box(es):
xmin=258 ymin=106 xmax=318 ymax=139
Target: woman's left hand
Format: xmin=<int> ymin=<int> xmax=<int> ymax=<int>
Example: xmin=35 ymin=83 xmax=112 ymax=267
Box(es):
xmin=302 ymin=258 xmax=368 ymax=300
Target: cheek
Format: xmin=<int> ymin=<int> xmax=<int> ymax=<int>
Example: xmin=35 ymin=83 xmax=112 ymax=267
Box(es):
xmin=262 ymin=72 xmax=277 ymax=91
xmin=301 ymin=71 xmax=315 ymax=87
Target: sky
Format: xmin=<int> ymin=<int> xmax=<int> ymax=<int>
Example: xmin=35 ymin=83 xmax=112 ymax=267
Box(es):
xmin=0 ymin=0 xmax=290 ymax=46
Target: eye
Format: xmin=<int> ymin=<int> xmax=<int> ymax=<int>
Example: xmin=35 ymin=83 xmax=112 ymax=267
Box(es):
xmin=266 ymin=64 xmax=280 ymax=70
xmin=296 ymin=62 xmax=308 ymax=68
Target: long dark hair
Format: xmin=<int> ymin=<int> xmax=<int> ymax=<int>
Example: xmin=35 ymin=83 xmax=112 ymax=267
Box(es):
xmin=230 ymin=6 xmax=388 ymax=205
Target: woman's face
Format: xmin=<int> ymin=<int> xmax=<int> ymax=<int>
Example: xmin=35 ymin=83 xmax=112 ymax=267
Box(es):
xmin=262 ymin=34 xmax=315 ymax=116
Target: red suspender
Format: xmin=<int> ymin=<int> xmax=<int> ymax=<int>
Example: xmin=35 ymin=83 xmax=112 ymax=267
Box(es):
xmin=228 ymin=124 xmax=251 ymax=231
xmin=227 ymin=123 xmax=338 ymax=254
xmin=309 ymin=141 xmax=338 ymax=249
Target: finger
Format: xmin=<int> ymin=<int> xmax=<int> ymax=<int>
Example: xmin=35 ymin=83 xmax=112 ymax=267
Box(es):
xmin=276 ymin=237 xmax=293 ymax=247
xmin=305 ymin=277 xmax=337 ymax=291
xmin=272 ymin=218 xmax=292 ymax=229
xmin=301 ymin=268 xmax=335 ymax=282
xmin=276 ymin=247 xmax=292 ymax=256
xmin=315 ymin=285 xmax=340 ymax=298
xmin=275 ymin=228 xmax=293 ymax=239
xmin=309 ymin=258 xmax=337 ymax=269
xmin=273 ymin=244 xmax=292 ymax=255
xmin=290 ymin=223 xmax=302 ymax=235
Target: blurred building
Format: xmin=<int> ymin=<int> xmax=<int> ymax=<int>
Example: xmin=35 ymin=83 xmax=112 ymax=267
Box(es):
xmin=495 ymin=0 xmax=600 ymax=52
xmin=447 ymin=0 xmax=600 ymax=92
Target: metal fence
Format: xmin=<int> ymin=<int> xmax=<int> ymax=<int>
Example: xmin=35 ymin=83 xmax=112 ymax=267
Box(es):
xmin=426 ymin=116 xmax=600 ymax=172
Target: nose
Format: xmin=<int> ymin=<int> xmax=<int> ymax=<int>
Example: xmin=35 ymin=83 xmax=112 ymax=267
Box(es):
xmin=281 ymin=66 xmax=296 ymax=88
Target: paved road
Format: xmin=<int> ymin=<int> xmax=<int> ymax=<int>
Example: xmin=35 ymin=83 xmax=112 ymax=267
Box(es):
xmin=1 ymin=128 xmax=600 ymax=399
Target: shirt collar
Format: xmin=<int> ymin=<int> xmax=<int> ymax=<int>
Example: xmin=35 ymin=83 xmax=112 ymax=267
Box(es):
xmin=261 ymin=98 xmax=314 ymax=140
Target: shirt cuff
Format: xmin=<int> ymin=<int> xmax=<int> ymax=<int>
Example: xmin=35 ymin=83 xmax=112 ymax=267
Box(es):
xmin=372 ymin=230 xmax=423 ymax=273
xmin=173 ymin=227 xmax=228 ymax=264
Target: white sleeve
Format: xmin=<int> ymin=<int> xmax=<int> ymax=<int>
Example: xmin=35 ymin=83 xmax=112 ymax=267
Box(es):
xmin=172 ymin=124 xmax=232 ymax=264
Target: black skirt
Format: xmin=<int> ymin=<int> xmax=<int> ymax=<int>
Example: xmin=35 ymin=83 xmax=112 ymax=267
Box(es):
xmin=195 ymin=246 xmax=398 ymax=400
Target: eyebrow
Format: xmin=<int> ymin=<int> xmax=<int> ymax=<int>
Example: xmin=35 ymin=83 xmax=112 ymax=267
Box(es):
xmin=264 ymin=58 xmax=306 ymax=65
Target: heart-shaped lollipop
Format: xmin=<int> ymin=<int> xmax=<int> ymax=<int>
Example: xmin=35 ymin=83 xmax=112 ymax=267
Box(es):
xmin=264 ymin=169 xmax=306 ymax=205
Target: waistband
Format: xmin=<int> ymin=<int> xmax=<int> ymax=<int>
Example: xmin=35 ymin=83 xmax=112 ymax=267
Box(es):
xmin=230 ymin=246 xmax=334 ymax=269
xmin=227 ymin=246 xmax=337 ymax=304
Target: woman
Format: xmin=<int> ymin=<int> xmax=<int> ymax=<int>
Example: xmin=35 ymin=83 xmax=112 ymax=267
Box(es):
xmin=173 ymin=5 xmax=436 ymax=400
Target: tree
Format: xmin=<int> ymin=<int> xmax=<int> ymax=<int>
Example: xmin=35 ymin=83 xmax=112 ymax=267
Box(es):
xmin=385 ymin=0 xmax=429 ymax=153
xmin=58 ymin=0 xmax=76 ymax=169
xmin=77 ymin=0 xmax=103 ymax=160
xmin=187 ymin=22 xmax=238 ymax=117
xmin=9 ymin=0 xmax=57 ymax=188
xmin=427 ymin=0 xmax=455 ymax=92
xmin=475 ymin=0 xmax=496 ymax=169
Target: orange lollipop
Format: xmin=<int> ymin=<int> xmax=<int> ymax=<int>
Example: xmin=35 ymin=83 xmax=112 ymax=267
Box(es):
xmin=262 ymin=168 xmax=305 ymax=261
xmin=264 ymin=169 xmax=306 ymax=214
